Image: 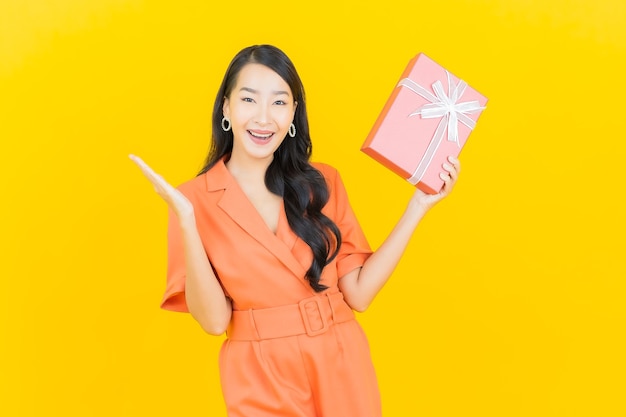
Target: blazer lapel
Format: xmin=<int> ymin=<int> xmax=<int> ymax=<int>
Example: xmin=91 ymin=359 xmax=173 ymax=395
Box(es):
xmin=205 ymin=159 xmax=310 ymax=283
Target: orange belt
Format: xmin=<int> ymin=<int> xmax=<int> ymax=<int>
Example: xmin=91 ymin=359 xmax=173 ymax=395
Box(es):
xmin=227 ymin=292 xmax=355 ymax=341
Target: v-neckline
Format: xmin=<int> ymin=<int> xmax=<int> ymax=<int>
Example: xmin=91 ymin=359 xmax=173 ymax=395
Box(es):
xmin=209 ymin=158 xmax=312 ymax=286
xmin=227 ymin=172 xmax=296 ymax=247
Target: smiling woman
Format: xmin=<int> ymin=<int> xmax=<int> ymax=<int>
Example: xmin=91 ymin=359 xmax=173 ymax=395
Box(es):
xmin=130 ymin=44 xmax=460 ymax=417
xmin=223 ymin=64 xmax=297 ymax=164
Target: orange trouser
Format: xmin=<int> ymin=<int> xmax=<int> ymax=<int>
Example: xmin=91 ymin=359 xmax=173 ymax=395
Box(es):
xmin=219 ymin=292 xmax=382 ymax=417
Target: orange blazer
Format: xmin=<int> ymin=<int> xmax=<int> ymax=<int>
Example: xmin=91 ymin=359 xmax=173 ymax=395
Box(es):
xmin=161 ymin=158 xmax=373 ymax=312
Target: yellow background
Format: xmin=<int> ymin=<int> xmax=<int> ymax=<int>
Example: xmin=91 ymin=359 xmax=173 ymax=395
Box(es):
xmin=1 ymin=0 xmax=625 ymax=415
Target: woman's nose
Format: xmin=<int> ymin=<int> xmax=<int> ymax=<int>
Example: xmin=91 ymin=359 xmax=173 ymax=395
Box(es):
xmin=255 ymin=104 xmax=270 ymax=125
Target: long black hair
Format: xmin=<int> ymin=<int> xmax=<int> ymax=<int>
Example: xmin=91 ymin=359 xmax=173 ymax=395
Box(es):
xmin=198 ymin=44 xmax=341 ymax=292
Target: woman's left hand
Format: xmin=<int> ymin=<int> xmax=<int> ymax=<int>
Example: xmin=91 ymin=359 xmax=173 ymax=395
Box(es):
xmin=409 ymin=155 xmax=461 ymax=212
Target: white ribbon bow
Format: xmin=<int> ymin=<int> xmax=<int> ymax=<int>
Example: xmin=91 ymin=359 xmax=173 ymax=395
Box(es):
xmin=398 ymin=71 xmax=485 ymax=185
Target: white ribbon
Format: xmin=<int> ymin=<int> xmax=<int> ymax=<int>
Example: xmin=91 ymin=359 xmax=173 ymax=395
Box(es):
xmin=398 ymin=71 xmax=485 ymax=185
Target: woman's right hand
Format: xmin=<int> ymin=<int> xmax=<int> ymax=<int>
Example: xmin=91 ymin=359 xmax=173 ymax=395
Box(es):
xmin=129 ymin=154 xmax=194 ymax=219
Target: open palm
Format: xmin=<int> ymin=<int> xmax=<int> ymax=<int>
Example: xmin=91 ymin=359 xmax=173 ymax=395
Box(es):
xmin=129 ymin=154 xmax=194 ymax=218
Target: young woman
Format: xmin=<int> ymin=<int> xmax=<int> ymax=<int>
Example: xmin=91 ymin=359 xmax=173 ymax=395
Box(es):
xmin=130 ymin=44 xmax=460 ymax=417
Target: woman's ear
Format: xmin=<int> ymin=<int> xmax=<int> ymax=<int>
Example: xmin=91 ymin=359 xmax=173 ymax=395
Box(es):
xmin=222 ymin=97 xmax=230 ymax=118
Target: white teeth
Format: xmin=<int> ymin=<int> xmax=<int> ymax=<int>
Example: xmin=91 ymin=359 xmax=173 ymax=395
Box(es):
xmin=249 ymin=131 xmax=273 ymax=139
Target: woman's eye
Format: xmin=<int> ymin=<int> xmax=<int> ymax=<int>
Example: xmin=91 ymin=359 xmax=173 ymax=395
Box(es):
xmin=242 ymin=97 xmax=254 ymax=103
xmin=274 ymin=100 xmax=287 ymax=105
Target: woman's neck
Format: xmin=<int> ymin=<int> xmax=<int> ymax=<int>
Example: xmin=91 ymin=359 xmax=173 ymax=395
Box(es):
xmin=225 ymin=153 xmax=273 ymax=188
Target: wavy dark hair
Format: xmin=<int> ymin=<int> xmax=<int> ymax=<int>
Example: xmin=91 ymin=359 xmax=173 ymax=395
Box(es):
xmin=198 ymin=44 xmax=341 ymax=292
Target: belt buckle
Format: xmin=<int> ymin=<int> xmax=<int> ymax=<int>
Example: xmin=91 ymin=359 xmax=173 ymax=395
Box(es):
xmin=298 ymin=297 xmax=329 ymax=337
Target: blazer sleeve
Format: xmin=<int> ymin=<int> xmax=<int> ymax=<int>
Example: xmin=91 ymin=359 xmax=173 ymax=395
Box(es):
xmin=161 ymin=207 xmax=189 ymax=312
xmin=325 ymin=166 xmax=373 ymax=279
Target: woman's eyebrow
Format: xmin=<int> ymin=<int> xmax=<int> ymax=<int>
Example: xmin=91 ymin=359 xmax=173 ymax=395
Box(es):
xmin=239 ymin=87 xmax=290 ymax=96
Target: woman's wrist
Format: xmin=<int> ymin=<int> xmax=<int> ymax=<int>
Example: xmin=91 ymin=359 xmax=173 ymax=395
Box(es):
xmin=406 ymin=197 xmax=430 ymax=218
xmin=177 ymin=210 xmax=197 ymax=230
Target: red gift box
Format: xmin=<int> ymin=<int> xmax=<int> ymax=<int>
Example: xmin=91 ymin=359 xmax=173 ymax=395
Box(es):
xmin=361 ymin=53 xmax=488 ymax=194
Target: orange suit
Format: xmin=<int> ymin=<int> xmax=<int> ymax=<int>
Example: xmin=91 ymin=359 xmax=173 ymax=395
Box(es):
xmin=162 ymin=158 xmax=382 ymax=416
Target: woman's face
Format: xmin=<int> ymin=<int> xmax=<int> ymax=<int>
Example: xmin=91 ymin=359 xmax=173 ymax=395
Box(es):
xmin=223 ymin=63 xmax=297 ymax=164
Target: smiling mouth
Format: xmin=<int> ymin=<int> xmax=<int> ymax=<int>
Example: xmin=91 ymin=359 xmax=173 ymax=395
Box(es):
xmin=248 ymin=130 xmax=274 ymax=140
